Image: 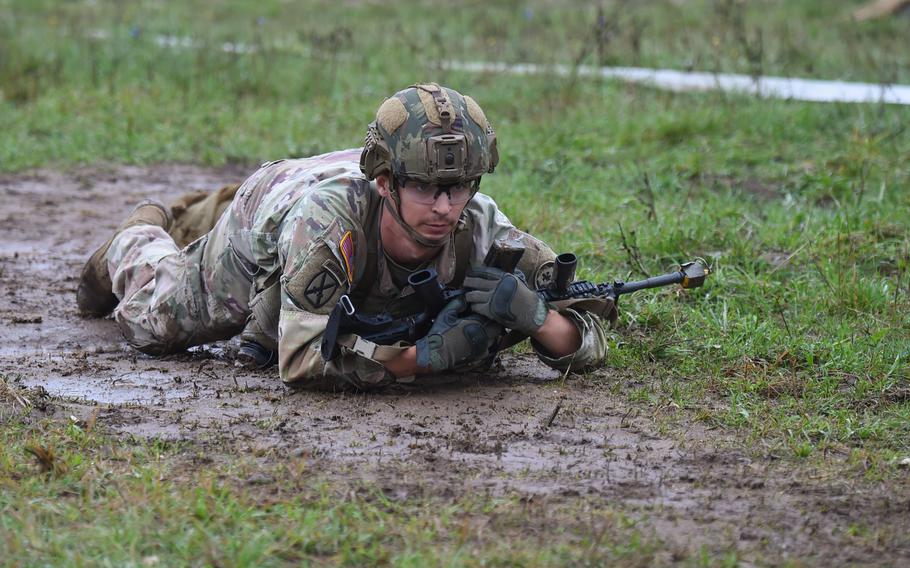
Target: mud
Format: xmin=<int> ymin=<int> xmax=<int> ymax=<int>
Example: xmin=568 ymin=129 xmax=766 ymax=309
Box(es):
xmin=1 ymin=165 xmax=908 ymax=565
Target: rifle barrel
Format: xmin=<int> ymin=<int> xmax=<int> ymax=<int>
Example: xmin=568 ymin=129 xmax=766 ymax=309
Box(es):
xmin=614 ymin=261 xmax=708 ymax=295
xmin=613 ymin=271 xmax=684 ymax=295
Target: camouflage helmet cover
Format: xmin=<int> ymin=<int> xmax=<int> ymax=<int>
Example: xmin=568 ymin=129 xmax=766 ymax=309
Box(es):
xmin=360 ymin=83 xmax=499 ymax=184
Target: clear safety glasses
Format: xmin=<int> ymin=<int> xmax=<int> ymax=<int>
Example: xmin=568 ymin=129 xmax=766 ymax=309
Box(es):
xmin=396 ymin=178 xmax=479 ymax=206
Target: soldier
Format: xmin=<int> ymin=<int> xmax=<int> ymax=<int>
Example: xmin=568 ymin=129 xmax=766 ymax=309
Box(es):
xmin=76 ymin=83 xmax=613 ymax=390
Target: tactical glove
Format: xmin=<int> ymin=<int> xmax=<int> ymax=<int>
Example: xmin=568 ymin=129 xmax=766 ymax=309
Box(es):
xmin=415 ymin=296 xmax=503 ymax=372
xmin=464 ymin=266 xmax=549 ymax=335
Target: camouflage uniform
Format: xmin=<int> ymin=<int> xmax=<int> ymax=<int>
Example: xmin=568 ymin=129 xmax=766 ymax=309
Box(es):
xmin=107 ymin=148 xmax=611 ymax=389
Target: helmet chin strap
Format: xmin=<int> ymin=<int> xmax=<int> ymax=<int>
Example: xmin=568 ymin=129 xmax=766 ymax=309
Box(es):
xmin=382 ymin=197 xmax=449 ymax=248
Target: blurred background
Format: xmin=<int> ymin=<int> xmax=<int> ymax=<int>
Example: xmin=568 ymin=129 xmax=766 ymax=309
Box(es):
xmin=1 ymin=0 xmax=908 ymax=170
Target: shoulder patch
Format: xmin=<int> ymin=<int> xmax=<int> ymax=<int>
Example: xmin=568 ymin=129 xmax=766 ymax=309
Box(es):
xmin=282 ymin=246 xmax=347 ymax=315
xmin=339 ymin=231 xmax=354 ymax=283
xmin=303 ymin=268 xmax=341 ymax=309
xmin=534 ymin=260 xmax=555 ymax=290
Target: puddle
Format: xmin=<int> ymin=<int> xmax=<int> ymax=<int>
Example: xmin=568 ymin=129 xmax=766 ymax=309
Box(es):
xmin=80 ymin=28 xmax=910 ymax=105
xmin=445 ymin=61 xmax=910 ymax=105
xmin=21 ymin=370 xmax=195 ymax=405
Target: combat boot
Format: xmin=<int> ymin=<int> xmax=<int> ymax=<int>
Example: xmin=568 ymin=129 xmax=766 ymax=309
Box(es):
xmin=76 ymin=200 xmax=173 ymax=318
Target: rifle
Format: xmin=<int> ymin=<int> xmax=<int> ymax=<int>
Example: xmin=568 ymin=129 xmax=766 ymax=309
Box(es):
xmin=320 ymin=244 xmax=709 ymax=362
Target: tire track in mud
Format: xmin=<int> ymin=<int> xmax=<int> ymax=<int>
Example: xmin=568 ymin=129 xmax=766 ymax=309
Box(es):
xmin=2 ymin=165 xmax=908 ymax=565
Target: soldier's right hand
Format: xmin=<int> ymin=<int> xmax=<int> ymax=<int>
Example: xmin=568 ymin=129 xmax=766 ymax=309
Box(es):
xmin=464 ymin=266 xmax=548 ymax=336
xmin=415 ymin=296 xmax=503 ymax=372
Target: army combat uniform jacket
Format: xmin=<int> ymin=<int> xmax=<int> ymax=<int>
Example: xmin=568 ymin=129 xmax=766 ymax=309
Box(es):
xmin=106 ymin=149 xmax=611 ymax=389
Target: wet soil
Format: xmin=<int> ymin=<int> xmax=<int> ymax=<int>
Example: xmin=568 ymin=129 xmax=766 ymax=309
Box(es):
xmin=1 ymin=165 xmax=908 ymax=565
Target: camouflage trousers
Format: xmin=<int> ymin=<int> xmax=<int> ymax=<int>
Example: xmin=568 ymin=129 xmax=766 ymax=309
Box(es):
xmin=106 ymin=211 xmax=254 ymax=355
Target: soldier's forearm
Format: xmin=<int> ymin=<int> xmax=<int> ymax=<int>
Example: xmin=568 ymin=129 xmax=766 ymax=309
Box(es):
xmin=382 ymin=346 xmax=430 ymax=378
xmin=530 ymin=310 xmax=582 ymax=358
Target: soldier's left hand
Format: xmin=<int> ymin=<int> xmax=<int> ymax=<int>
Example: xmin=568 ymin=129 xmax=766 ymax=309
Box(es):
xmin=464 ymin=266 xmax=548 ymax=335
xmin=415 ymin=296 xmax=503 ymax=372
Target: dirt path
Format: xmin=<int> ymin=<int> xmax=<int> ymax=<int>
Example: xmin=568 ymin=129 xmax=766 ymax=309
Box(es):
xmin=1 ymin=165 xmax=908 ymax=565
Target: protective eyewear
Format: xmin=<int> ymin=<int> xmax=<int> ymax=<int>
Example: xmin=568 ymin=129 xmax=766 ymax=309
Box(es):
xmin=397 ymin=178 xmax=478 ymax=206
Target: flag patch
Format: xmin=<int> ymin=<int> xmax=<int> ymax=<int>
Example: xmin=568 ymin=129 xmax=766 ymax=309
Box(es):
xmin=339 ymin=231 xmax=354 ymax=282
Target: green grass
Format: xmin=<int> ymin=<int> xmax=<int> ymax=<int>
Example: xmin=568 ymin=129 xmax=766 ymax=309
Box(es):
xmin=0 ymin=414 xmax=665 ymax=567
xmin=1 ymin=0 xmax=910 ymax=563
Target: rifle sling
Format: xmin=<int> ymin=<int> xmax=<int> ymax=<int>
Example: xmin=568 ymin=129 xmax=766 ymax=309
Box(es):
xmin=336 ymin=334 xmax=411 ymax=362
xmin=338 ymin=200 xmax=476 ymax=362
xmin=350 ymin=203 xmax=475 ymax=305
xmin=347 ymin=193 xmax=382 ymax=304
xmin=450 ymin=213 xmax=475 ymax=287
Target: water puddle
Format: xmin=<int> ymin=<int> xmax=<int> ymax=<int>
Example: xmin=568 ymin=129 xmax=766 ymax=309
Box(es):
xmin=445 ymin=61 xmax=910 ymax=105
xmin=85 ymin=28 xmax=910 ymax=106
xmin=20 ymin=368 xmax=197 ymax=405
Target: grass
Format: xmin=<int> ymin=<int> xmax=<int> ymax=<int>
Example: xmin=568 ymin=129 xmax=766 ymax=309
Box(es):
xmin=0 ymin=411 xmax=666 ymax=567
xmin=1 ymin=0 xmax=909 ymax=563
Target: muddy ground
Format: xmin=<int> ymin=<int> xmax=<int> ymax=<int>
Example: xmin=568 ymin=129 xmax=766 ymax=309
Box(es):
xmin=1 ymin=165 xmax=908 ymax=565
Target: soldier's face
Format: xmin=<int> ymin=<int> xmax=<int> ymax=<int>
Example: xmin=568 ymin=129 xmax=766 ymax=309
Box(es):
xmin=377 ymin=175 xmax=469 ymax=242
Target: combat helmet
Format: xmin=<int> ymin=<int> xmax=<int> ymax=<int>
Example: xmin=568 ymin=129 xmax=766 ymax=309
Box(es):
xmin=360 ymin=83 xmax=499 ymax=247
